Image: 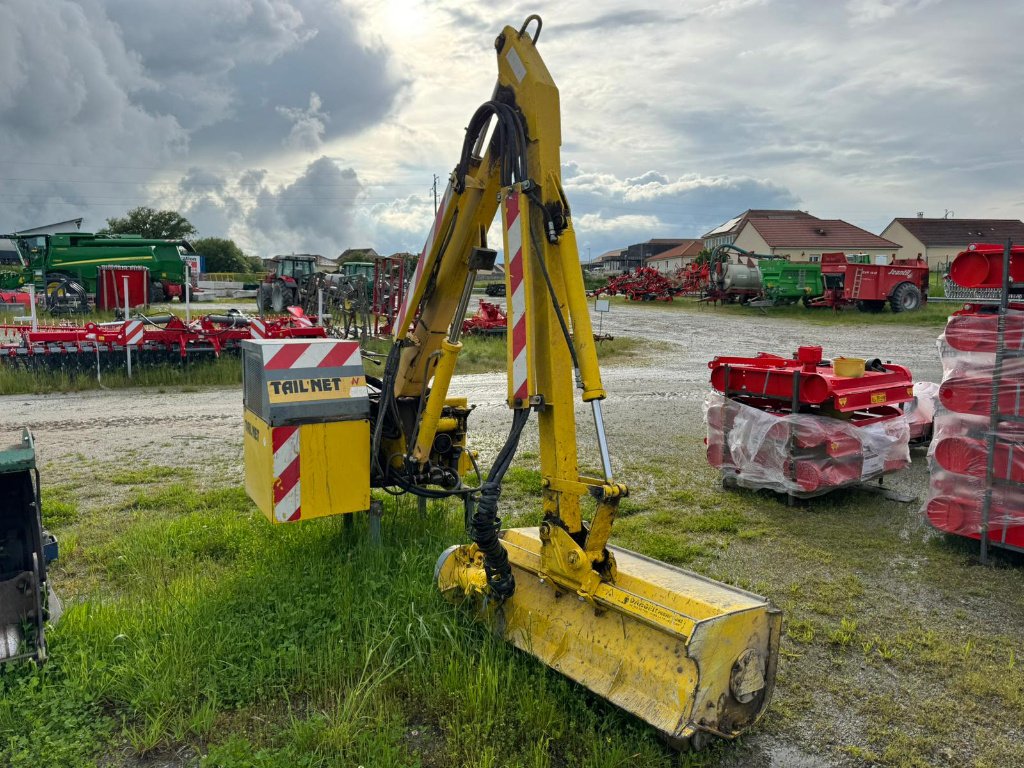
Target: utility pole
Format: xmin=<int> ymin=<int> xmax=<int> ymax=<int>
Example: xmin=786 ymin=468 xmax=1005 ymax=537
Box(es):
xmin=432 ymin=174 xmax=439 ymax=215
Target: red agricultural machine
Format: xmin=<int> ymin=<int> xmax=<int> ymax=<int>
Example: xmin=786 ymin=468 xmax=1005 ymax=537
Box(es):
xmin=372 ymin=256 xmax=406 ymax=336
xmin=810 ymin=252 xmax=929 ymax=312
xmin=257 ymin=255 xmax=317 ymax=313
xmin=0 ymin=310 xmax=325 ymax=371
xmin=925 ymin=242 xmax=1024 ymax=555
xmin=706 ymin=346 xmax=914 ymax=499
xmin=590 ymin=267 xmax=679 ymax=301
xmin=671 ymin=261 xmax=708 ymax=296
xmin=461 ymin=299 xmax=507 ymax=336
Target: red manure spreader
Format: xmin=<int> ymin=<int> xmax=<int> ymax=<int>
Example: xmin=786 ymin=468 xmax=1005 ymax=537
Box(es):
xmin=811 ymin=252 xmax=930 ymax=312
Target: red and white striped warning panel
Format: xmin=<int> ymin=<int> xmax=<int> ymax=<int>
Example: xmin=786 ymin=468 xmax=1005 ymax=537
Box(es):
xmin=120 ymin=319 xmax=144 ymax=347
xmin=504 ymin=190 xmax=529 ymax=404
xmin=242 ymin=338 xmax=369 ymax=424
xmin=250 ymin=318 xmax=268 ymax=339
xmin=272 ymin=425 xmax=302 ymax=522
xmin=260 ymin=339 xmax=362 ymax=373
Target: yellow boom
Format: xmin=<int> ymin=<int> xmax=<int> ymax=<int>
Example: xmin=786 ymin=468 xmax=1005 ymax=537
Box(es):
xmin=417 ymin=17 xmax=782 ymax=748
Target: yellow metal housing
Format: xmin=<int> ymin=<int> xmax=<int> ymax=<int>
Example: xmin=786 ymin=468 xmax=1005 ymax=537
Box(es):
xmin=437 ymin=528 xmax=781 ymax=744
xmin=244 ymin=410 xmax=370 ymax=524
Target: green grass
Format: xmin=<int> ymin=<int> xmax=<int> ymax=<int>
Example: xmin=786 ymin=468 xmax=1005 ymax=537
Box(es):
xmin=609 ymin=295 xmax=959 ymax=327
xmin=7 ymin=425 xmax=1024 ymax=766
xmin=4 ymin=485 xmax=687 ymax=768
xmin=0 ymin=356 xmax=243 ymax=396
xmin=0 ymin=317 xmax=654 ymax=397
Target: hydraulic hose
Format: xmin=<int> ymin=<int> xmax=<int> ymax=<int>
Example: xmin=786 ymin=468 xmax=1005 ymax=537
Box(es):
xmin=468 ymin=407 xmax=530 ymax=601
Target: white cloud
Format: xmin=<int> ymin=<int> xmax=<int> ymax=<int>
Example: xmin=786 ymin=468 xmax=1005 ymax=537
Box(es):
xmin=277 ymin=92 xmax=328 ymax=152
xmin=1 ymin=1 xmax=1020 ymax=256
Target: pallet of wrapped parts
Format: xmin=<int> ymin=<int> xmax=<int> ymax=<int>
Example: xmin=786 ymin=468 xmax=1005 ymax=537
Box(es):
xmin=705 ymin=345 xmax=915 ymax=499
xmin=925 ymin=283 xmax=1024 ymax=552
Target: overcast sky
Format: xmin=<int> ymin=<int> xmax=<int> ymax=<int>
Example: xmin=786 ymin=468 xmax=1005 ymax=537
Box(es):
xmin=2 ymin=0 xmax=1021 ymax=259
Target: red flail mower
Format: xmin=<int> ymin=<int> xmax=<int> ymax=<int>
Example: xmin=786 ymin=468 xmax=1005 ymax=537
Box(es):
xmin=925 ymin=243 xmax=1024 ymax=552
xmin=706 ymin=345 xmax=915 ymax=498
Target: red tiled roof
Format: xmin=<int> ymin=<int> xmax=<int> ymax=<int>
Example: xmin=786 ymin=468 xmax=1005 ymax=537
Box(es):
xmin=701 ymin=209 xmax=817 ymax=239
xmin=891 ymin=218 xmax=1024 ymax=246
xmin=646 ymin=239 xmax=703 ymax=261
xmin=747 ymin=219 xmax=901 ymax=249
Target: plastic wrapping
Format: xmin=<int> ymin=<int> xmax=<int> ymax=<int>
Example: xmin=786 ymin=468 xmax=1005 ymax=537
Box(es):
xmin=705 ymin=393 xmax=910 ymax=498
xmin=925 ymin=308 xmax=1024 ymax=550
xmin=906 ymin=381 xmax=939 ymax=443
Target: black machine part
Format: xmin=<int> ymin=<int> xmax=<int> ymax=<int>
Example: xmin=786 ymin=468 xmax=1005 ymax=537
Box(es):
xmin=0 ymin=430 xmax=59 ymax=664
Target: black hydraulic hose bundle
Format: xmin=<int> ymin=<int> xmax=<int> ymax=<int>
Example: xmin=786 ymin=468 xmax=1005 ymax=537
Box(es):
xmin=455 ymin=100 xmax=529 ymax=192
xmin=468 ymin=407 xmax=530 ymax=601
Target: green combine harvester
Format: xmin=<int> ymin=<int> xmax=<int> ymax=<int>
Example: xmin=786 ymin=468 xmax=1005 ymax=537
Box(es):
xmin=0 ymin=232 xmax=196 ymax=304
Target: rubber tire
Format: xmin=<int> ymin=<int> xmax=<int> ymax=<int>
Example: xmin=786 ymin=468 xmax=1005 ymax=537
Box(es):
xmin=150 ymin=281 xmax=166 ymax=303
xmin=257 ymin=284 xmax=272 ymax=312
xmin=889 ymin=281 xmax=922 ymax=313
xmin=857 ymin=300 xmax=886 ymax=313
xmin=271 ymin=281 xmax=286 ymax=313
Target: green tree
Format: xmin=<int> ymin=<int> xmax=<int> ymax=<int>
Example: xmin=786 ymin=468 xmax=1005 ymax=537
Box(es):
xmin=244 ymin=255 xmax=266 ymax=273
xmin=191 ymin=237 xmax=249 ymax=273
xmin=99 ymin=207 xmax=197 ymax=240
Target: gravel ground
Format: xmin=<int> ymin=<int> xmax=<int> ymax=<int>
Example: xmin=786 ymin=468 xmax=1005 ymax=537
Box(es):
xmin=0 ymin=302 xmax=944 ymax=488
xmin=0 ymin=302 xmax=956 ymax=768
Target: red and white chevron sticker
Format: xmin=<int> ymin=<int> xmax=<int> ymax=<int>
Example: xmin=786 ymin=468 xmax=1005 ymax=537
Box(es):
xmin=250 ymin=318 xmax=267 ymax=339
xmin=262 ymin=340 xmax=361 ymax=371
xmin=121 ymin=319 xmax=144 ymax=347
xmin=272 ymin=426 xmax=301 ymax=522
xmin=504 ymin=191 xmax=529 ymax=403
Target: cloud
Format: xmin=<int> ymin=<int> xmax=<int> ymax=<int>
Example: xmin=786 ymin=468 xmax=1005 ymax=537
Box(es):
xmin=0 ymin=0 xmax=186 ymax=229
xmin=130 ymin=0 xmax=404 ymax=161
xmin=1 ymin=0 xmax=1020 ymax=259
xmin=845 ymin=0 xmax=940 ymax=24
xmin=562 ymin=163 xmax=801 ymax=253
xmin=244 ymin=156 xmax=364 ymax=256
xmin=277 ymin=92 xmax=329 ymax=152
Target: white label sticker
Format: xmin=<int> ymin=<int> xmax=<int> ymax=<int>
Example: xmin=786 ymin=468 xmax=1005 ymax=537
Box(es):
xmin=861 ymin=451 xmax=884 ymax=479
xmin=506 ymin=47 xmax=527 ymax=82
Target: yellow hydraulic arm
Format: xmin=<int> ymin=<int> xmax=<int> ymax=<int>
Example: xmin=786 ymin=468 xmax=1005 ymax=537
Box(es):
xmin=384 ymin=16 xmax=781 ymax=749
